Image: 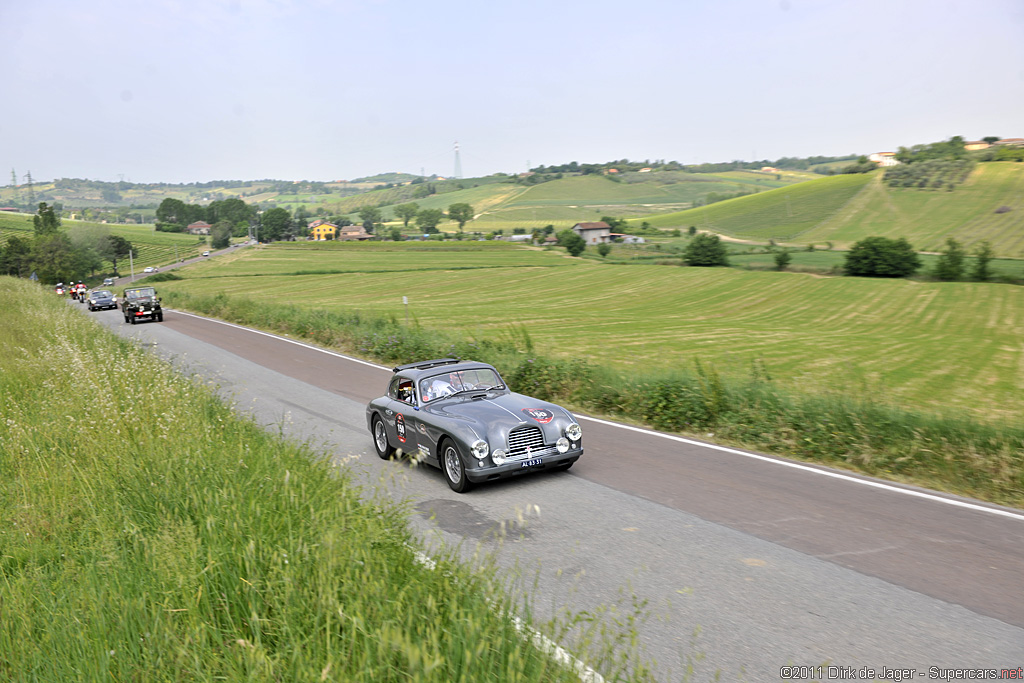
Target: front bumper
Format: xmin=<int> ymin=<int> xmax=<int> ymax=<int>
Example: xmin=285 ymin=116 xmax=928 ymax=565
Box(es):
xmin=464 ymin=446 xmax=583 ymax=483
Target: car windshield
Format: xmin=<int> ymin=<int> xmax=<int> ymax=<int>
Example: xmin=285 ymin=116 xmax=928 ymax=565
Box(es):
xmin=419 ymin=368 xmax=503 ymax=403
xmin=125 ymin=287 xmax=156 ymax=300
xmin=93 ymin=290 xmax=113 ymax=298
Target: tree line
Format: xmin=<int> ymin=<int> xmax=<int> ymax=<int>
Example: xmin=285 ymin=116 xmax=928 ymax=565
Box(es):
xmin=0 ymin=203 xmax=134 ymax=284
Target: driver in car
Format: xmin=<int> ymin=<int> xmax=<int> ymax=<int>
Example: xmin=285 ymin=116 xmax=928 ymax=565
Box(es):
xmin=422 ymin=372 xmax=465 ymax=402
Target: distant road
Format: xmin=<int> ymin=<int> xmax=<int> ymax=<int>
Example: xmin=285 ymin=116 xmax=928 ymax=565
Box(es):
xmin=85 ymin=305 xmax=1024 ymax=681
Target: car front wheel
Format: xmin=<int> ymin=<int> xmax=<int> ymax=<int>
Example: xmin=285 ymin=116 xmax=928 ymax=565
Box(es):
xmin=372 ymin=416 xmax=396 ymax=460
xmin=441 ymin=439 xmax=472 ymax=493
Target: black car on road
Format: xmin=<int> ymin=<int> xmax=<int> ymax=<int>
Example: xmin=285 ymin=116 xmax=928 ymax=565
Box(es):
xmin=86 ymin=289 xmax=118 ymax=311
xmin=120 ymin=286 xmax=163 ymax=324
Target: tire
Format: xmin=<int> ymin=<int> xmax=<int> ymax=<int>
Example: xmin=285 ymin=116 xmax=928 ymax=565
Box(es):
xmin=156 ymin=312 xmax=163 ymax=322
xmin=372 ymin=416 xmax=396 ymax=460
xmin=556 ymin=460 xmax=575 ymax=471
xmin=130 ymin=314 xmax=136 ymax=325
xmin=440 ymin=438 xmax=472 ymax=493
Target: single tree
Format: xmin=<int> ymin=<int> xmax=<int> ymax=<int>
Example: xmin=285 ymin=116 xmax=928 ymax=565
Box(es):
xmin=415 ymin=208 xmax=446 ymax=232
xmin=774 ymin=249 xmax=792 ymax=271
xmin=597 ymin=243 xmax=612 ymax=258
xmin=447 ymin=203 xmax=474 ymax=232
xmin=33 ymin=202 xmax=61 ymax=236
xmin=556 ymin=229 xmax=586 ymax=256
xmin=933 ymin=238 xmax=966 ymax=281
xmin=260 ymin=207 xmax=293 ymax=242
xmin=393 ymin=203 xmax=419 ymax=228
xmin=98 ymin=234 xmax=133 ymax=274
xmin=155 ymin=198 xmax=188 ymax=230
xmin=210 ymin=220 xmax=233 ymax=250
xmin=389 ymin=228 xmax=403 ymax=242
xmin=971 ymin=241 xmax=994 ymax=282
xmin=683 ymin=233 xmax=730 ymax=266
xmin=844 ymin=236 xmax=921 ymax=277
xmin=358 ymin=206 xmax=382 ymax=234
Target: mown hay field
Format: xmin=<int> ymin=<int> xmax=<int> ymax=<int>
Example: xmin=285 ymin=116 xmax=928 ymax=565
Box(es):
xmin=636 ymin=173 xmax=875 ymax=240
xmin=157 ymin=243 xmax=1024 ymax=422
xmin=802 ymin=162 xmax=1024 ymax=256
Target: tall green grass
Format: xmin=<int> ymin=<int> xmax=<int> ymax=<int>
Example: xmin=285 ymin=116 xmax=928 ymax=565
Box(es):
xmin=0 ymin=278 xmax=654 ymax=681
xmin=159 ymin=288 xmax=1024 ymax=508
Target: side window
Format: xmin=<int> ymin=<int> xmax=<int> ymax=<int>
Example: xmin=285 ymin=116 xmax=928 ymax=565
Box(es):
xmin=387 ymin=377 xmax=403 ymax=400
xmin=390 ymin=378 xmax=415 ymax=405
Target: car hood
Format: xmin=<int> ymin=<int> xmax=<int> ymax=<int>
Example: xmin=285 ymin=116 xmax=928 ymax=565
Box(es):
xmin=425 ymin=391 xmax=574 ymax=440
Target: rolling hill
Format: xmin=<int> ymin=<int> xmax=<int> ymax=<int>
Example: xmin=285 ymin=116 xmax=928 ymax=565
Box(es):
xmin=632 ymin=163 xmax=1024 ymax=257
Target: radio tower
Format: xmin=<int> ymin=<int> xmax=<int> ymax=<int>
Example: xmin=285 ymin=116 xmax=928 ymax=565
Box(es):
xmin=453 ymin=141 xmax=462 ymax=179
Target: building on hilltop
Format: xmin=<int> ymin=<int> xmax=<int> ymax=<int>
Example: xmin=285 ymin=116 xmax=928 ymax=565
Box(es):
xmin=186 ymin=221 xmax=211 ymax=235
xmin=868 ymin=152 xmax=899 ymax=167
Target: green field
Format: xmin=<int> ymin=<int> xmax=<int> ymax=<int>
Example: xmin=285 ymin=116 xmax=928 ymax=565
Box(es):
xmin=635 ymin=163 xmax=1024 ymax=258
xmin=154 ymin=242 xmax=1024 ymax=422
xmin=802 ymin=162 xmax=1024 ymax=255
xmin=635 ymin=173 xmax=876 ymax=240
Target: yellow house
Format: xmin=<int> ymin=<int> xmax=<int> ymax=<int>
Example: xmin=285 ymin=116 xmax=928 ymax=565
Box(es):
xmin=309 ymin=220 xmax=337 ymax=241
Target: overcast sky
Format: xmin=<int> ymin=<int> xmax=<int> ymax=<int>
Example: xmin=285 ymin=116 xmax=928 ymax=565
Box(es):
xmin=2 ymin=0 xmax=1022 ymax=184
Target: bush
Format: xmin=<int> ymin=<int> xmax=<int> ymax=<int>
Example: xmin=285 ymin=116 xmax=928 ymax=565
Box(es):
xmin=682 ymin=233 xmax=729 ymax=266
xmin=556 ymin=230 xmax=586 ymax=257
xmin=844 ymin=236 xmax=921 ymax=277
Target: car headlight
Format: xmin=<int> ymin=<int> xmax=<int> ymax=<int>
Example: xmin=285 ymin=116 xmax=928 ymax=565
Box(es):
xmin=470 ymin=440 xmax=489 ymax=460
xmin=491 ymin=449 xmax=506 ymax=465
xmin=556 ymin=437 xmax=570 ymax=453
xmin=565 ymin=422 xmax=582 ymax=442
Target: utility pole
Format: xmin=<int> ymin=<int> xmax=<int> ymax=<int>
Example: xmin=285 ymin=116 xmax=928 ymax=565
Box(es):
xmin=23 ymin=171 xmax=35 ymax=206
xmin=10 ymin=169 xmax=18 ymax=206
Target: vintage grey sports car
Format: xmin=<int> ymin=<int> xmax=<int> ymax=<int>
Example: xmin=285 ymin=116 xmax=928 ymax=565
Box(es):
xmin=366 ymin=358 xmax=583 ymax=492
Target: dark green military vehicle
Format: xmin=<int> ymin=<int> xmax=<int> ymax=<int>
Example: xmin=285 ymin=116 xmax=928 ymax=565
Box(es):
xmin=120 ymin=286 xmax=163 ymax=324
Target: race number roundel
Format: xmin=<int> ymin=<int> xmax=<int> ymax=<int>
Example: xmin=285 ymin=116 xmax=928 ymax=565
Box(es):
xmin=395 ymin=413 xmax=407 ymax=442
xmin=522 ymin=408 xmax=554 ymax=424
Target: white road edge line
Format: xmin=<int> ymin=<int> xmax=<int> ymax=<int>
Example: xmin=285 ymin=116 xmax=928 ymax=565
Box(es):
xmin=412 ymin=550 xmax=604 ymax=683
xmin=170 ymin=309 xmax=1024 ymax=523
xmin=577 ymin=414 xmax=1024 ymax=522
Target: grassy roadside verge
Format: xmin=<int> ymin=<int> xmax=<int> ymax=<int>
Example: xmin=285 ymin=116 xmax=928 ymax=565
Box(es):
xmin=160 ymin=286 xmax=1024 ymax=508
xmin=0 ymin=278 xmax=651 ymax=681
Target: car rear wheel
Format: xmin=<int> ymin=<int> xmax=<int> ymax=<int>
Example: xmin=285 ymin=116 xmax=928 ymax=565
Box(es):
xmin=372 ymin=416 xmax=396 ymax=460
xmin=441 ymin=439 xmax=472 ymax=493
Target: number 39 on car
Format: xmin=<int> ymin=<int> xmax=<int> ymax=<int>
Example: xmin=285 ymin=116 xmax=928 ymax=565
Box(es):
xmin=365 ymin=358 xmax=583 ymax=492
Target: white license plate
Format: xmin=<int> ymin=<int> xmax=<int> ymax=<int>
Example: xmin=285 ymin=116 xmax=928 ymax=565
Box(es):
xmin=520 ymin=458 xmax=543 ymax=468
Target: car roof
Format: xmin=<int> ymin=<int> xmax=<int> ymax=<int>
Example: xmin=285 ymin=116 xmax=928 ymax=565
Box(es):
xmin=392 ymin=358 xmax=497 ymax=379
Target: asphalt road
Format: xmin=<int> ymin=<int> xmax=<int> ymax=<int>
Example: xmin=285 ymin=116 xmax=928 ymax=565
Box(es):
xmin=80 ymin=303 xmax=1024 ymax=682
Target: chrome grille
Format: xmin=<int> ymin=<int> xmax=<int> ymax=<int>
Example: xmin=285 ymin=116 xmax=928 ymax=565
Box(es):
xmin=507 ymin=426 xmax=557 ymax=460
